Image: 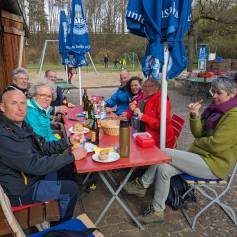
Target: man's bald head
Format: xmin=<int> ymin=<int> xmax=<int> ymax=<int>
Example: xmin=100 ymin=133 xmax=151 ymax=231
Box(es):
xmin=120 ymin=70 xmax=130 ymax=86
xmin=0 ymin=90 xmax=27 ymax=125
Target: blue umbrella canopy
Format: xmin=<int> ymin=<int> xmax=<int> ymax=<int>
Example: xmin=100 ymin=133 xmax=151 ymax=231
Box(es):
xmin=66 ymin=0 xmax=90 ymax=67
xmin=58 ymin=10 xmax=68 ymax=65
xmin=126 ymin=0 xmax=192 ymax=80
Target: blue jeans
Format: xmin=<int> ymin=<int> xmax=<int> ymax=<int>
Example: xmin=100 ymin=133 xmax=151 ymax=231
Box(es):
xmin=10 ymin=172 xmax=79 ymax=221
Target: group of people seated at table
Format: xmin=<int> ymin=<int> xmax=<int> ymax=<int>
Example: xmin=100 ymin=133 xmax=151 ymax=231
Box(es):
xmin=105 ymin=71 xmax=237 ymax=224
xmin=0 ymin=66 xmax=237 ymax=228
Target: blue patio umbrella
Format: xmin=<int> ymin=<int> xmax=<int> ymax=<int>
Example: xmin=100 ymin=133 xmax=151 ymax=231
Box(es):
xmin=66 ymin=0 xmax=90 ymax=64
xmin=58 ymin=10 xmax=68 ymax=65
xmin=126 ymin=0 xmax=192 ymax=148
xmin=66 ymin=0 xmax=91 ymax=104
xmin=126 ymin=0 xmax=192 ymax=80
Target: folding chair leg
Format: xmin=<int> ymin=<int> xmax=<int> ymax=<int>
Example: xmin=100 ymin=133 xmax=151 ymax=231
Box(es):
xmin=197 ymin=186 xmax=237 ymax=225
xmin=181 ymin=185 xmax=237 ymax=230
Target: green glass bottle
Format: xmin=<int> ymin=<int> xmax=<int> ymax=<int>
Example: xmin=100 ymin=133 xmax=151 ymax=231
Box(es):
xmin=82 ymin=88 xmax=89 ymax=111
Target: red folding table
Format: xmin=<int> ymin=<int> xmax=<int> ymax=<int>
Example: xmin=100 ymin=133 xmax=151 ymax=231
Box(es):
xmin=64 ymin=106 xmax=171 ymax=229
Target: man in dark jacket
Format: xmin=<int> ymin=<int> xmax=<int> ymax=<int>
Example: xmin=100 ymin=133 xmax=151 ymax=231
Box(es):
xmin=0 ymin=89 xmax=86 ymax=221
xmin=45 ymin=70 xmax=66 ymax=108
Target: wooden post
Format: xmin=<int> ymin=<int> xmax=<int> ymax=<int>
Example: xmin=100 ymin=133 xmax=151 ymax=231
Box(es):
xmin=18 ymin=35 xmax=25 ymax=67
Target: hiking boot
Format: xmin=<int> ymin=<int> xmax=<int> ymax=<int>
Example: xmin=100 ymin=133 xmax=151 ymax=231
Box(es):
xmin=123 ymin=178 xmax=146 ymax=197
xmin=138 ymin=205 xmax=164 ymax=224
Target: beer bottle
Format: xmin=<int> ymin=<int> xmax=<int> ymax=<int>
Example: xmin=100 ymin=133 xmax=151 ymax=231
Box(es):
xmin=91 ymin=116 xmax=99 ymax=145
xmin=82 ymin=88 xmax=89 ymax=111
xmin=88 ymin=100 xmax=94 ymax=128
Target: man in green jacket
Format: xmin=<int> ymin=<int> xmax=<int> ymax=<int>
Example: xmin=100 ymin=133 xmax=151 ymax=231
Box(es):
xmin=123 ymin=76 xmax=237 ymax=224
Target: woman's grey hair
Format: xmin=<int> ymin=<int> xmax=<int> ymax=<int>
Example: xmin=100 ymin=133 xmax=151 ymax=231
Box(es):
xmin=143 ymin=78 xmax=161 ymax=89
xmin=211 ymin=75 xmax=237 ymax=95
xmin=12 ymin=67 xmax=29 ymax=82
xmin=28 ymin=80 xmax=57 ymax=101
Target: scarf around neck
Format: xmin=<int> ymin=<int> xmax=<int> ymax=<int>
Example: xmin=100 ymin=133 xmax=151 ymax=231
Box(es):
xmin=201 ymin=96 xmax=237 ymax=130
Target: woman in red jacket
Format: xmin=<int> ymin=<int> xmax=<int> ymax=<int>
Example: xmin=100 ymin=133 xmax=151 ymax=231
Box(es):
xmin=133 ymin=78 xmax=175 ymax=148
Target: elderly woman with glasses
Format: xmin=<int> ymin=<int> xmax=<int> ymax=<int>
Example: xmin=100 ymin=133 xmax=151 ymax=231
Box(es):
xmin=124 ymin=76 xmax=237 ymax=224
xmin=24 ymin=81 xmax=58 ymax=141
xmin=130 ymin=78 xmax=175 ymax=148
xmin=11 ymin=67 xmax=29 ymax=96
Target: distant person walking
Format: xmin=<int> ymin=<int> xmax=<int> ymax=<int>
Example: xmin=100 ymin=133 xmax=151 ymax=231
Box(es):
xmin=67 ymin=65 xmax=73 ymax=84
xmin=113 ymin=58 xmax=119 ymax=69
xmin=120 ymin=57 xmax=126 ymax=69
xmin=104 ymin=55 xmax=109 ymax=68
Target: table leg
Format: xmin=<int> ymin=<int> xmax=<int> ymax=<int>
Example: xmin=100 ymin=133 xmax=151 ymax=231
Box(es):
xmin=95 ymin=168 xmax=144 ymax=230
xmin=104 ymin=170 xmax=117 ymax=186
xmin=82 ymin=173 xmax=92 ymax=185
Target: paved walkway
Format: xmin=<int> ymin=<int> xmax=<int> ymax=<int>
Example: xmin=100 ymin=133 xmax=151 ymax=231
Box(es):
xmin=66 ymin=84 xmax=237 ymax=237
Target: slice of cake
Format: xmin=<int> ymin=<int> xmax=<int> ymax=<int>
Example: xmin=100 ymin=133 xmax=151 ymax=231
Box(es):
xmin=73 ymin=123 xmax=84 ymax=133
xmin=99 ymin=149 xmax=110 ymax=161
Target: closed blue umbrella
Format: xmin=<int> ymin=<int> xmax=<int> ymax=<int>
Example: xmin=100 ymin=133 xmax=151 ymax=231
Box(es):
xmin=126 ymin=0 xmax=192 ymax=80
xmin=126 ymin=0 xmax=192 ymax=149
xmin=66 ymin=0 xmax=91 ymax=104
xmin=67 ymin=0 xmax=90 ymax=58
xmin=58 ymin=10 xmax=68 ymax=65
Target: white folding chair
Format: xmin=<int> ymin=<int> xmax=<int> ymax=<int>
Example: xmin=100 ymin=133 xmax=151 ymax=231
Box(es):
xmin=181 ymin=162 xmax=237 ymax=230
xmin=0 ymin=185 xmax=26 ymax=237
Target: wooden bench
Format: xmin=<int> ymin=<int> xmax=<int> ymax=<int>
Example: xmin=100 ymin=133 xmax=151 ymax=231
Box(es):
xmin=0 ymin=201 xmax=60 ymax=236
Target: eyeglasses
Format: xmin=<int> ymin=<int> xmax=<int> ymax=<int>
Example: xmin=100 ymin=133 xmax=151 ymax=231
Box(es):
xmin=37 ymin=94 xmax=52 ymax=99
xmin=18 ymin=77 xmax=29 ymax=81
xmin=209 ymin=88 xmax=224 ymax=96
xmin=2 ymin=86 xmax=17 ymax=94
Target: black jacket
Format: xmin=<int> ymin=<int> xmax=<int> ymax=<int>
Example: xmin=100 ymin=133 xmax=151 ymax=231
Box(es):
xmin=51 ymin=86 xmax=64 ymax=107
xmin=0 ymin=113 xmax=74 ymax=197
xmin=11 ymin=84 xmax=29 ymax=97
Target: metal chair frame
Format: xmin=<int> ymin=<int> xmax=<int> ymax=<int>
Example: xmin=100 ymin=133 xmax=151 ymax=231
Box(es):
xmin=181 ymin=162 xmax=237 ymax=230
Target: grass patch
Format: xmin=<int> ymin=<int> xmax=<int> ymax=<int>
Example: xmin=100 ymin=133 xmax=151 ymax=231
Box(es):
xmin=27 ymin=63 xmax=142 ymax=73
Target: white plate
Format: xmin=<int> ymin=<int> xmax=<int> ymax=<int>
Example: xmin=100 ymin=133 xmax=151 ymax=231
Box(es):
xmin=84 ymin=142 xmax=96 ymax=152
xmin=92 ymin=152 xmax=120 ymax=163
xmin=69 ymin=127 xmax=90 ymax=134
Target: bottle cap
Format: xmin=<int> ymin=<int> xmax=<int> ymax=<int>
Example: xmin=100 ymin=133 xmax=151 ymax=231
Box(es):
xmin=120 ymin=119 xmax=129 ymax=128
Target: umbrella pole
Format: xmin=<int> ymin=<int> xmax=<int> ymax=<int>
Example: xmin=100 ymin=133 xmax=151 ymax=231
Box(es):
xmin=160 ymin=43 xmax=170 ymax=150
xmin=78 ymin=67 xmax=82 ymax=105
xmin=66 ymin=64 xmax=69 ymax=83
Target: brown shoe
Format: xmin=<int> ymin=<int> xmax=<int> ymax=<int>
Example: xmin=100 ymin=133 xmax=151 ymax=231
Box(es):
xmin=138 ymin=205 xmax=164 ymax=224
xmin=123 ymin=178 xmax=146 ymax=197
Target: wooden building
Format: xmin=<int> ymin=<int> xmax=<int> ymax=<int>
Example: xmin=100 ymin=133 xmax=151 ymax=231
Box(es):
xmin=0 ymin=0 xmax=28 ymax=93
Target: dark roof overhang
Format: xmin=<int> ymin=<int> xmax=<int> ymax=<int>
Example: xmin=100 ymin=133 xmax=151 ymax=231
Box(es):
xmin=0 ymin=0 xmax=29 ymax=37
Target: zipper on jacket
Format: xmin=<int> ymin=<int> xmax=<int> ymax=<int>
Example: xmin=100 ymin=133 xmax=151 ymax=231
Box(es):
xmin=21 ymin=172 xmax=28 ymax=185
